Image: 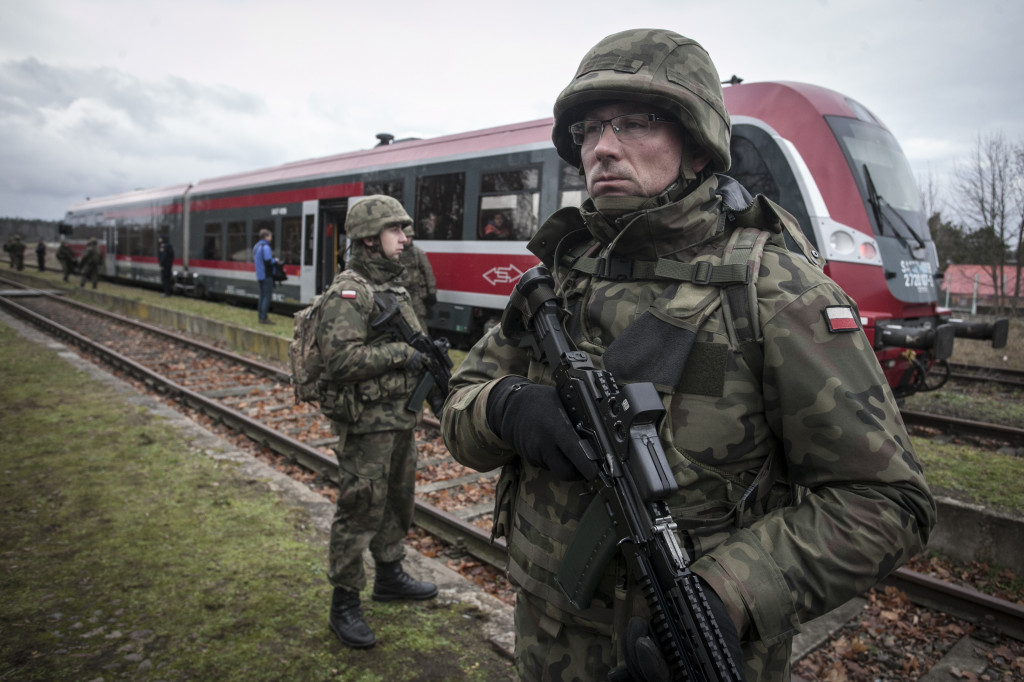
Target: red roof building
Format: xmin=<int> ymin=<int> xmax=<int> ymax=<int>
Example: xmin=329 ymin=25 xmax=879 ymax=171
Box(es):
xmin=940 ymin=264 xmax=1022 ymax=310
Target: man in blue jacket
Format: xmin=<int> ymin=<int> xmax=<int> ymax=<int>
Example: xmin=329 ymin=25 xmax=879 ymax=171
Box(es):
xmin=253 ymin=228 xmax=278 ymax=324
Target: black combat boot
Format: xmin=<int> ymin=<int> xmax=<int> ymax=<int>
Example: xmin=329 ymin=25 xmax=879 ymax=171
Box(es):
xmin=328 ymin=587 xmax=375 ymax=649
xmin=371 ymin=561 xmax=439 ymax=602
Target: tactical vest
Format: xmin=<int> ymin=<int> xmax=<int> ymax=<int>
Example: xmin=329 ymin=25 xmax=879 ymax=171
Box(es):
xmin=316 ymin=269 xmax=420 ymax=431
xmin=497 ymin=193 xmax=823 ymax=625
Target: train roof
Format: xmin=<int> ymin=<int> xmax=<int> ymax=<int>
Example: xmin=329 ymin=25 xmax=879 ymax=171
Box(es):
xmin=65 ymin=183 xmax=192 ymax=216
xmin=189 ymin=117 xmax=556 ymax=197
xmin=723 ymin=80 xmax=887 ymax=131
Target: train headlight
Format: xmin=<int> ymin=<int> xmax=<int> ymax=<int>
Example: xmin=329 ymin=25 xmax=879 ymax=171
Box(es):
xmin=859 ymin=242 xmax=878 ymax=260
xmin=829 ymin=230 xmax=856 ymax=255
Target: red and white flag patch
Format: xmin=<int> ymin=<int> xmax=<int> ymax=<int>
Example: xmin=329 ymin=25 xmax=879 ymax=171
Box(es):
xmin=341 ymin=290 xmax=358 ymax=299
xmin=823 ymin=305 xmax=859 ymax=332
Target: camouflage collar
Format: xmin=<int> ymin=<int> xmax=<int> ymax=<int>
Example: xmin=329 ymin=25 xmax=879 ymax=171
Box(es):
xmin=578 ymin=173 xmax=726 ymax=261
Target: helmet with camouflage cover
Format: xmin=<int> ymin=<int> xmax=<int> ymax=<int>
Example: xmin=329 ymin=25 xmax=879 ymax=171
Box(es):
xmin=552 ymin=29 xmax=731 ymax=173
xmin=345 ymin=195 xmax=412 ymax=240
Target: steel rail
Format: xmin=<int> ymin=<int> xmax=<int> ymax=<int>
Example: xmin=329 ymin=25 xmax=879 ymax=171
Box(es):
xmin=0 ymin=290 xmax=501 ymax=570
xmin=901 ymin=409 xmax=1024 ymax=447
xmin=5 ymin=290 xmax=1021 ymax=643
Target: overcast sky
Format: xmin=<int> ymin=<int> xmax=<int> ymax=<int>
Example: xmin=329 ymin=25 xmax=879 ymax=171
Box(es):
xmin=2 ymin=0 xmax=1021 ymax=221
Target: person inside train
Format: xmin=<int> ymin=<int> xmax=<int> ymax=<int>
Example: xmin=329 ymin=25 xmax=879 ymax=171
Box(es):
xmin=440 ymin=28 xmax=936 ymax=682
xmin=480 ymin=211 xmax=512 ymax=239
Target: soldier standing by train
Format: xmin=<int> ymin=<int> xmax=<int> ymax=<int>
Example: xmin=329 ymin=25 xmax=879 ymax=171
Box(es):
xmin=57 ymin=240 xmax=76 ymax=282
xmin=79 ymin=238 xmax=102 ymax=288
xmin=157 ymin=235 xmax=175 ymax=297
xmin=35 ymin=239 xmax=46 ymax=272
xmin=5 ymin=235 xmax=26 ymax=270
xmin=440 ymin=29 xmax=936 ymax=681
xmin=315 ymin=195 xmax=437 ymax=650
xmin=399 ymin=225 xmax=437 ymax=332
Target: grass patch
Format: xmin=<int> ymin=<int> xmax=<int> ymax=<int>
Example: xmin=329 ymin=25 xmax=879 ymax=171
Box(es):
xmin=902 ymin=385 xmax=1024 ymax=427
xmin=913 ymin=438 xmax=1024 ymax=514
xmin=0 ymin=323 xmax=512 ymax=681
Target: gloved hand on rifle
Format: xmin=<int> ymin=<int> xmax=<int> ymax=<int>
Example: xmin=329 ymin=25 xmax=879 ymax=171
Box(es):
xmin=612 ymin=579 xmax=745 ymax=681
xmin=485 ymin=377 xmax=596 ymax=481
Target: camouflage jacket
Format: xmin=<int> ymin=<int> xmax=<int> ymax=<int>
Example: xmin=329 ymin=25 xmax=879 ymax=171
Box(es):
xmin=441 ymin=174 xmax=936 ymax=677
xmin=399 ymin=244 xmax=437 ymax=320
xmin=316 ymin=247 xmax=420 ymax=434
xmin=79 ymin=244 xmax=102 ymax=274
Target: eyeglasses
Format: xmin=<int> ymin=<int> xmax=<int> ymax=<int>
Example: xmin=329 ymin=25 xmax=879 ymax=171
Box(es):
xmin=568 ymin=113 xmax=675 ymax=147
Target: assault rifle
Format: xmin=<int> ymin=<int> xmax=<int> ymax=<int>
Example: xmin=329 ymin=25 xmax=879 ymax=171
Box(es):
xmin=502 ymin=266 xmax=743 ymax=682
xmin=370 ymin=295 xmax=453 ymax=416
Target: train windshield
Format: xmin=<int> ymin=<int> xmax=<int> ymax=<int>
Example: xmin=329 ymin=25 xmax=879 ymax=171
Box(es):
xmin=827 ymin=115 xmax=939 ymax=304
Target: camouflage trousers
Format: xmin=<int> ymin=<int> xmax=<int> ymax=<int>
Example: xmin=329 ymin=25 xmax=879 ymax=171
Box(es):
xmin=327 ymin=425 xmax=417 ymax=592
xmin=514 ymin=592 xmax=616 ymax=681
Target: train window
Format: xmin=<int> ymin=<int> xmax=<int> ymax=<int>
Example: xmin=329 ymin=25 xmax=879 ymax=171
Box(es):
xmin=281 ymin=216 xmax=301 ymax=266
xmin=729 ymin=124 xmax=815 ymax=249
xmin=415 ymin=172 xmax=465 ymax=240
xmin=364 ymin=179 xmax=404 ymax=201
xmin=139 ymin=226 xmax=155 ymax=257
xmin=227 ymin=221 xmax=249 ymax=262
xmin=559 ymin=162 xmax=588 ymax=208
xmin=203 ymin=222 xmax=222 ymax=260
xmin=116 ymin=226 xmax=130 ymax=256
xmin=826 ymin=116 xmax=923 ymax=214
xmin=478 ymin=168 xmax=540 ymax=240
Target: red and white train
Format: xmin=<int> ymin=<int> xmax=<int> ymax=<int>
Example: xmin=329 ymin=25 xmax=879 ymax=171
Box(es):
xmin=63 ymin=80 xmax=1007 ymax=398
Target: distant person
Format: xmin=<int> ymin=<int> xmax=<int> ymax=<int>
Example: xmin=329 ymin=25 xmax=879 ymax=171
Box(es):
xmin=399 ymin=225 xmax=437 ymax=330
xmin=6 ymin=235 xmax=26 ymax=270
xmin=35 ymin=239 xmax=46 ymax=272
xmin=253 ymin=228 xmax=278 ymax=324
xmin=79 ymin=238 xmax=102 ymax=289
xmin=57 ymin=240 xmax=76 ymax=282
xmin=480 ymin=212 xmax=511 ymax=239
xmin=157 ymin=235 xmax=175 ymax=297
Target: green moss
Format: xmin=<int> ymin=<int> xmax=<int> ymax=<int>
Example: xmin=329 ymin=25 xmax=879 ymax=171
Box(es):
xmin=913 ymin=437 xmax=1024 ymax=514
xmin=0 ymin=324 xmax=512 ymax=681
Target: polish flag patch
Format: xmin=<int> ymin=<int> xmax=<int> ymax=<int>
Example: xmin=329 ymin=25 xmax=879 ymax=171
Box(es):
xmin=341 ymin=290 xmax=358 ymax=299
xmin=823 ymin=305 xmax=859 ymax=332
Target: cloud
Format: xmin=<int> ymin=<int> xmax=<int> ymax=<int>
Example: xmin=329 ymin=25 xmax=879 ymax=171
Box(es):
xmin=0 ymin=58 xmax=281 ymax=218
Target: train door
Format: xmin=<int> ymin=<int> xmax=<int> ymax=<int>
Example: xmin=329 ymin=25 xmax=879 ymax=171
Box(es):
xmin=301 ymin=200 xmax=319 ymax=301
xmin=317 ymin=199 xmax=349 ymax=293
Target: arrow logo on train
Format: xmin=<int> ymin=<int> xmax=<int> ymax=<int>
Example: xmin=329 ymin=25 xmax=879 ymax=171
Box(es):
xmin=483 ymin=264 xmax=525 ymax=286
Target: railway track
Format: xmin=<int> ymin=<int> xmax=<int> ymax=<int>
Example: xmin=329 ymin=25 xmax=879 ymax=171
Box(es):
xmin=2 ymin=284 xmax=1022 ymax=679
xmin=947 ymin=362 xmax=1024 ymax=390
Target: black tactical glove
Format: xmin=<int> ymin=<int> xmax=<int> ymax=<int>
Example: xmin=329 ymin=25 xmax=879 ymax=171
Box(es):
xmin=485 ymin=377 xmax=595 ymax=481
xmin=405 ymin=350 xmax=423 ymax=372
xmin=424 ymin=293 xmax=437 ymax=309
xmin=611 ymin=616 xmax=670 ymax=682
xmin=610 ymin=579 xmax=745 ymax=682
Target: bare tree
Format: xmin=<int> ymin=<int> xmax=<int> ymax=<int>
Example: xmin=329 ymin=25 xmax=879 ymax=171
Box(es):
xmin=952 ymin=132 xmax=1016 ymax=313
xmin=1010 ymin=143 xmax=1024 ymax=313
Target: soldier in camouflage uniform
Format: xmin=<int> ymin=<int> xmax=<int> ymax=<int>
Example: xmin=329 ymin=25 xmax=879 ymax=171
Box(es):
xmin=316 ymin=195 xmax=438 ymax=650
xmin=79 ymin=238 xmax=102 ymax=288
xmin=440 ymin=29 xmax=936 ymax=681
xmin=399 ymin=225 xmax=438 ymax=330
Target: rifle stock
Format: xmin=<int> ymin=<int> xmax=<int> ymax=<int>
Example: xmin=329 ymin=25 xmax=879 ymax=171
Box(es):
xmin=503 ymin=265 xmax=743 ymax=682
